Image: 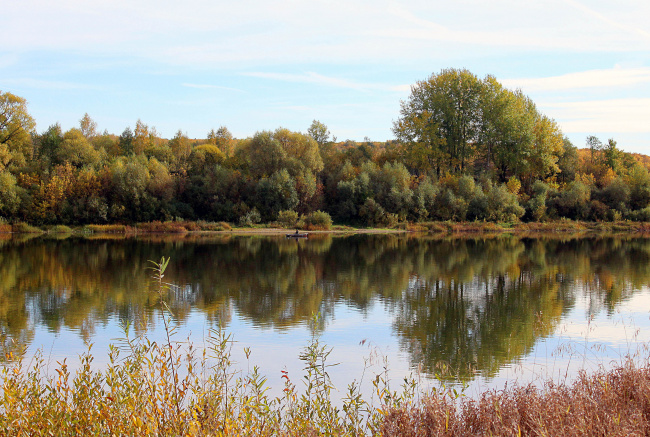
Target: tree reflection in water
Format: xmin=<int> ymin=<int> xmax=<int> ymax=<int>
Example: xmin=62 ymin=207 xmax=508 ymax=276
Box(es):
xmin=0 ymin=233 xmax=648 ymax=380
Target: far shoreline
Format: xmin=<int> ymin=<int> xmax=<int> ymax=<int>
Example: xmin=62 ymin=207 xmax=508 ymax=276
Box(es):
xmin=3 ymin=219 xmax=650 ymax=237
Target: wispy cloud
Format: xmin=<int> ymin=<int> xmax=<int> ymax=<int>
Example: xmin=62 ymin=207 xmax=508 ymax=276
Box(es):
xmin=243 ymin=71 xmax=408 ymax=93
xmin=502 ymin=67 xmax=650 ymax=92
xmin=181 ymin=83 xmax=244 ymax=93
xmin=565 ymin=0 xmax=650 ymax=42
xmin=1 ymin=78 xmax=96 ymax=90
xmin=4 ymin=0 xmax=650 ymax=67
xmin=0 ymin=54 xmax=19 ymax=69
xmin=544 ymin=98 xmax=650 ymax=133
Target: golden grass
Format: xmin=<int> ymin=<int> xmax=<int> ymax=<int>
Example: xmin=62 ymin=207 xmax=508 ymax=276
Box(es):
xmin=135 ymin=221 xmax=189 ymax=233
xmin=84 ymin=224 xmax=133 ymax=233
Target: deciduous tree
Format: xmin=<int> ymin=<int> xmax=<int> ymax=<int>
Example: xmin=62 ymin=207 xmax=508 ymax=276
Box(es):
xmin=79 ymin=113 xmax=97 ymax=140
xmin=0 ymin=91 xmax=36 ymax=171
xmin=394 ymin=69 xmax=483 ymax=174
xmin=307 ymin=120 xmax=330 ymax=148
xmin=207 ymin=126 xmax=235 ymax=157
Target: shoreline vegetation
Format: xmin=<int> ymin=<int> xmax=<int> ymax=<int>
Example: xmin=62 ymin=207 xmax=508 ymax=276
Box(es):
xmin=2 ymin=219 xmax=650 ymax=236
xmin=2 ymin=258 xmax=650 ymax=436
xmin=3 ymin=336 xmax=650 ymax=436
xmin=3 ymin=70 xmax=650 ymax=235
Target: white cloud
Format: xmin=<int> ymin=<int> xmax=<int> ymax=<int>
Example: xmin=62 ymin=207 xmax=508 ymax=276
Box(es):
xmin=0 ymin=54 xmax=19 ymax=70
xmin=0 ymin=78 xmax=95 ymax=90
xmin=181 ymin=83 xmax=244 ymax=93
xmin=565 ymin=0 xmax=650 ymax=42
xmin=3 ymin=0 xmax=650 ymax=66
xmin=543 ymin=98 xmax=650 ymax=133
xmin=502 ymin=68 xmax=650 ymax=92
xmin=243 ymin=71 xmax=408 ymax=93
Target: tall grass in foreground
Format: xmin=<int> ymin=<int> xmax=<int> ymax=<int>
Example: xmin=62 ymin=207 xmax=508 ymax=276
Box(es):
xmin=3 ymin=259 xmax=650 ymax=435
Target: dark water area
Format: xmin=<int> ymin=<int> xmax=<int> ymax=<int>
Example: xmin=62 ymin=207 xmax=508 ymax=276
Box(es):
xmin=1 ymin=233 xmax=649 ymax=395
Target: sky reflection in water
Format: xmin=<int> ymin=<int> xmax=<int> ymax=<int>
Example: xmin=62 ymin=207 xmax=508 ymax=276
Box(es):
xmin=1 ymin=233 xmax=649 ymax=399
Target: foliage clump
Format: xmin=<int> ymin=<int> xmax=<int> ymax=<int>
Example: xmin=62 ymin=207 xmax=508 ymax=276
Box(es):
xmin=302 ymin=210 xmax=333 ymax=230
xmin=277 ymin=210 xmax=300 ymax=228
xmin=238 ymin=208 xmax=261 ymax=227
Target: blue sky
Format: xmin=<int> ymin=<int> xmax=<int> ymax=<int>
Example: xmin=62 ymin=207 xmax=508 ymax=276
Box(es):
xmin=2 ymin=0 xmax=649 ymax=153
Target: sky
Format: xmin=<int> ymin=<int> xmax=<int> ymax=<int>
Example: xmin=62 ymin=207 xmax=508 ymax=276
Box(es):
xmin=1 ymin=0 xmax=649 ymax=153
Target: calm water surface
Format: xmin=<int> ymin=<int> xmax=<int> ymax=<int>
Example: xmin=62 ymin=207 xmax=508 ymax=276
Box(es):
xmin=1 ymin=233 xmax=650 ymax=397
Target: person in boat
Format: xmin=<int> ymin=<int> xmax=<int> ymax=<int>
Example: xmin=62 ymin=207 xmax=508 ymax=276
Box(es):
xmin=295 ymin=229 xmax=299 ymax=234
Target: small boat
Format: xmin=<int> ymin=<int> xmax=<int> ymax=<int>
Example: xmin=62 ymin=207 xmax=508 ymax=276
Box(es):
xmin=286 ymin=232 xmax=309 ymax=238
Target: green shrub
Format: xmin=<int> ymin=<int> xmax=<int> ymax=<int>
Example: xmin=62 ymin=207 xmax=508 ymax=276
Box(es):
xmin=467 ymin=194 xmax=489 ymax=221
xmin=277 ymin=210 xmax=299 ymax=228
xmin=50 ymin=225 xmax=73 ymax=234
xmin=630 ymin=206 xmax=650 ymax=222
xmin=589 ymin=200 xmax=610 ymax=221
xmin=525 ymin=194 xmax=547 ymax=222
xmin=302 ymin=210 xmax=332 ymax=230
xmin=238 ymin=208 xmax=261 ymax=227
xmin=432 ymin=189 xmax=468 ymax=221
xmin=550 ymin=181 xmax=591 ymax=220
xmin=359 ymin=198 xmax=388 ymax=227
xmin=485 ymin=184 xmax=525 ymax=222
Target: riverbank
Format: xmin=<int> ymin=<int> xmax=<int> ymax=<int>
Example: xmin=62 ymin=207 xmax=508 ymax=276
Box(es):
xmin=2 ymin=219 xmax=650 ymax=236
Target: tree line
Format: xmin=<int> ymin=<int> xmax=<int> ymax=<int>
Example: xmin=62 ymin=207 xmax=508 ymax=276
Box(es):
xmin=1 ymin=68 xmax=649 ymax=226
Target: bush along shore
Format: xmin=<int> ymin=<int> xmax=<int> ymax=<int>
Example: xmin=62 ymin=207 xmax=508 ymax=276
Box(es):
xmin=2 ymin=218 xmax=650 ymax=236
xmin=2 ymin=258 xmax=650 ymax=436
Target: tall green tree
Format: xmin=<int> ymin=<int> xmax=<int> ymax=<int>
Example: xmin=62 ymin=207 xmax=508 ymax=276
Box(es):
xmin=255 ymin=169 xmax=299 ymax=221
xmin=0 ymin=91 xmax=36 ymax=171
xmin=118 ymin=127 xmax=134 ymax=156
xmin=168 ymin=129 xmax=191 ymax=168
xmin=602 ymin=138 xmax=622 ymax=173
xmin=393 ymin=109 xmax=446 ymax=175
xmin=307 ymin=120 xmax=330 ymax=148
xmin=394 ymin=69 xmax=483 ymax=174
xmin=58 ymin=128 xmax=101 ymax=168
xmin=557 ymin=137 xmax=578 ymax=184
xmin=479 ymin=81 xmax=537 ymax=181
xmin=34 ymin=124 xmax=63 ymax=168
xmin=244 ymin=129 xmax=323 ymax=179
xmin=207 ymin=126 xmax=235 ymax=157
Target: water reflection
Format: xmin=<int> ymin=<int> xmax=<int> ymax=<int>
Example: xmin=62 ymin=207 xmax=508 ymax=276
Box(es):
xmin=0 ymin=233 xmax=648 ymax=379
